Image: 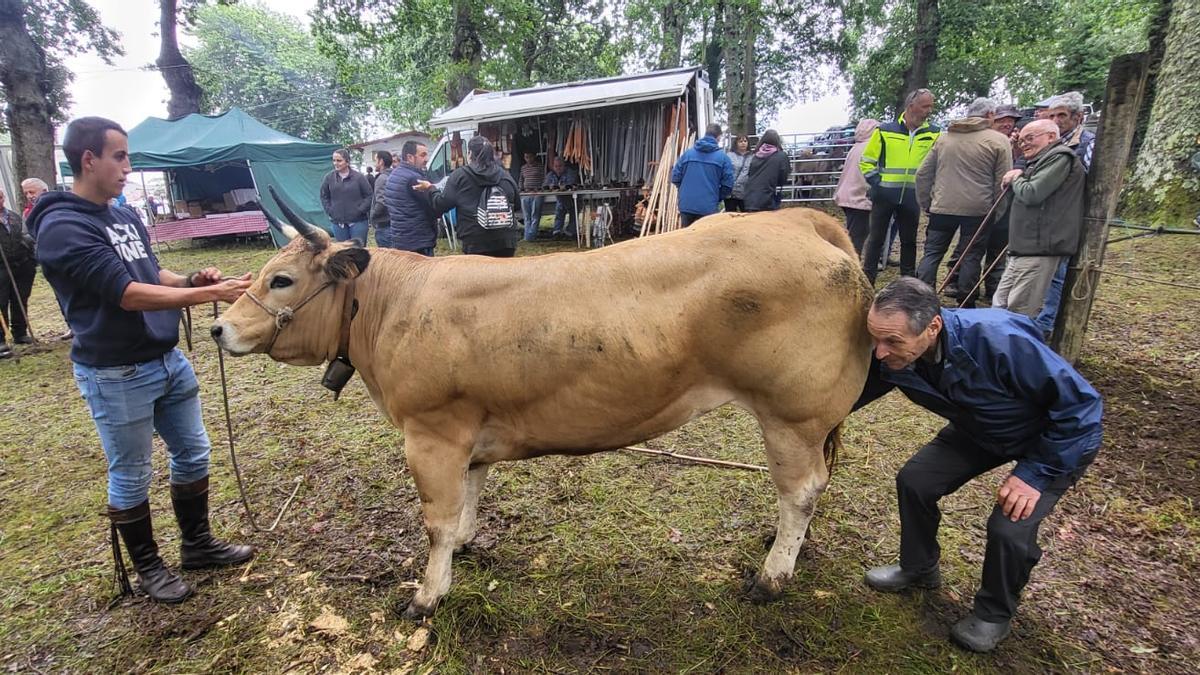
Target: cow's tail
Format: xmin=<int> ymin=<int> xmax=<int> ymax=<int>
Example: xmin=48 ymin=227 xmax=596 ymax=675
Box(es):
xmin=809 ymin=210 xmax=857 ymax=260
xmin=823 ymin=423 xmax=842 ymax=475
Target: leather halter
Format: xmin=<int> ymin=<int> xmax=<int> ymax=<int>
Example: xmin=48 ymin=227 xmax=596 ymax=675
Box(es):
xmin=241 ymin=281 xmax=336 ymax=355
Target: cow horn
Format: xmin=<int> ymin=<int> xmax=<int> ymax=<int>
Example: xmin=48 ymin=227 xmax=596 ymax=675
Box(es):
xmin=269 ymin=185 xmax=327 ymax=249
xmin=260 ymin=205 xmax=300 ymax=242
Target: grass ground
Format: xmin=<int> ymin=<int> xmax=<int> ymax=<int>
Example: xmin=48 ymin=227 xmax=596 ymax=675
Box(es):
xmin=1 ymin=223 xmax=1197 ymax=673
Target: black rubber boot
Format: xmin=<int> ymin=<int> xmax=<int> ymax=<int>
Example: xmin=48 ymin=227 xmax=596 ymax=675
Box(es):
xmin=171 ymin=477 xmax=255 ymax=570
xmin=950 ymin=613 xmax=1012 ymax=652
xmin=864 ymin=563 xmax=943 ymax=593
xmin=108 ymin=501 xmax=193 ymax=603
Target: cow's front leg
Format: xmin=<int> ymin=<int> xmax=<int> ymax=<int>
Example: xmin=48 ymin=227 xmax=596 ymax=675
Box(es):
xmin=748 ymin=419 xmax=831 ymax=603
xmin=455 ymin=464 xmax=491 ymax=551
xmin=401 ymin=418 xmax=476 ymax=619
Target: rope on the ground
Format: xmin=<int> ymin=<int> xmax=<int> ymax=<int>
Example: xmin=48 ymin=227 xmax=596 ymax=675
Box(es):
xmin=210 ymin=300 xmax=302 ymax=532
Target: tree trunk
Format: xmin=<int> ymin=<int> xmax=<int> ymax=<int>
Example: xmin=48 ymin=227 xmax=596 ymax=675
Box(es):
xmin=724 ymin=2 xmax=756 ymax=136
xmin=447 ymin=0 xmax=482 ymax=106
xmin=898 ymin=0 xmax=939 ymax=114
xmin=157 ymin=0 xmax=202 ymax=119
xmin=657 ymin=1 xmax=684 ymax=70
xmin=0 ymin=0 xmax=57 ymax=188
xmin=703 ymin=0 xmax=725 ymax=102
xmin=1122 ymin=0 xmax=1200 ymax=225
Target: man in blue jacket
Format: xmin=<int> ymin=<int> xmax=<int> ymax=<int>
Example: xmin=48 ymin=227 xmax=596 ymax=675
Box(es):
xmin=856 ymin=278 xmax=1103 ymax=653
xmin=671 ymin=123 xmax=735 ymax=226
xmin=383 ymin=140 xmax=437 ymax=255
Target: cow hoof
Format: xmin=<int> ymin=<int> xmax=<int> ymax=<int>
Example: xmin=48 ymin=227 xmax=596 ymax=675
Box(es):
xmin=745 ymin=574 xmax=784 ymax=604
xmin=401 ymin=600 xmax=436 ymax=621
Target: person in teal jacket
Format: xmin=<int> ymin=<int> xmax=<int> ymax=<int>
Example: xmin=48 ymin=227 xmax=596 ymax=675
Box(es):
xmin=854 ymin=278 xmax=1103 ymax=653
xmin=671 ymin=123 xmax=734 ymax=226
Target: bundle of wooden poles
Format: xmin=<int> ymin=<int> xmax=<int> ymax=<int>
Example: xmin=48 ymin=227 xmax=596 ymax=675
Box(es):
xmin=560 ymin=115 xmax=594 ymax=178
xmin=639 ymin=102 xmax=693 ymax=237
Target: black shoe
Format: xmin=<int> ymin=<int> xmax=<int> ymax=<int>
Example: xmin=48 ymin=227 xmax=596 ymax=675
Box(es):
xmin=864 ymin=564 xmax=942 ymax=593
xmin=109 ymin=501 xmax=193 ymax=603
xmin=14 ymin=335 xmax=32 ymax=345
xmin=950 ymin=614 xmax=1012 ymax=652
xmin=0 ymin=344 xmax=11 ymax=359
xmin=171 ymin=477 xmax=255 ymax=570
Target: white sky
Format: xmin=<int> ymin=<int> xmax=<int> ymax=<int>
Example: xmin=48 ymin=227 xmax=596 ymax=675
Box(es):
xmin=61 ymin=0 xmax=851 ymax=140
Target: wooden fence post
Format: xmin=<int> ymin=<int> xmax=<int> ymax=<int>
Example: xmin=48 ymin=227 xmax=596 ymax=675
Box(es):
xmin=1052 ymin=52 xmax=1150 ymax=362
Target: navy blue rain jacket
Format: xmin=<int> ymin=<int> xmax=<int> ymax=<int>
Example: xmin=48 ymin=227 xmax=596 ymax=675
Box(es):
xmin=383 ymin=161 xmax=437 ymax=252
xmin=855 ymin=308 xmax=1103 ymax=491
xmin=671 ymin=135 xmax=735 ymax=216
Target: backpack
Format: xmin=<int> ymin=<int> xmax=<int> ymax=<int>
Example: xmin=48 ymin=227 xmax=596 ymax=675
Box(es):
xmin=476 ymin=184 xmax=515 ymax=230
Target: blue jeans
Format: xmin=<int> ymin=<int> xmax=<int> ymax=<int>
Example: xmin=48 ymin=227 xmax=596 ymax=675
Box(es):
xmin=1035 ymin=260 xmax=1068 ymax=335
xmin=522 ymin=196 xmax=544 ymax=241
xmin=333 ymin=220 xmax=369 ymax=244
xmin=375 ymin=225 xmax=391 ymax=249
xmin=552 ymin=195 xmax=577 ymax=236
xmin=73 ymin=348 xmax=212 ymax=509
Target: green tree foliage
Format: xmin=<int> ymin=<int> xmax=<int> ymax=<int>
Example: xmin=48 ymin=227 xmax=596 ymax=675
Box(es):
xmin=185 ymin=2 xmax=368 ymax=144
xmin=620 ymin=0 xmax=864 ymax=131
xmin=312 ymin=0 xmax=625 ymax=130
xmin=0 ymin=0 xmax=122 ymax=131
xmin=848 ymin=0 xmax=1157 ymax=120
xmin=1054 ymin=0 xmax=1159 ymax=104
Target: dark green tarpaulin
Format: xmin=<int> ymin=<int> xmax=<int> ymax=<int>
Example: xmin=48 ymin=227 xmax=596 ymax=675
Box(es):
xmin=126 ymin=108 xmax=338 ymax=246
xmin=128 ymin=107 xmax=336 ymax=167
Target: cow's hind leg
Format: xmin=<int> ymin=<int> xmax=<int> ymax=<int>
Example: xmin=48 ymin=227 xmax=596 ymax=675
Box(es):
xmin=748 ymin=417 xmax=832 ymax=603
xmin=455 ymin=463 xmax=491 ymax=550
xmin=401 ymin=419 xmax=475 ymax=619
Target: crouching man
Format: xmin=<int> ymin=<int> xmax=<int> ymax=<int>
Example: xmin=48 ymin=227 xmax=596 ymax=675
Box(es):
xmin=855 ymin=278 xmax=1102 ymax=652
xmin=31 ymin=117 xmax=255 ymax=603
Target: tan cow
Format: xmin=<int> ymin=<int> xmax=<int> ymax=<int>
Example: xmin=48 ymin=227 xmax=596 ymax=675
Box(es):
xmin=212 ymin=193 xmax=873 ymax=618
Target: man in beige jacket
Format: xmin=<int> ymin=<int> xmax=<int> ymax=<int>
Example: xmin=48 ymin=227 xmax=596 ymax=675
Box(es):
xmin=915 ymin=98 xmax=1013 ymax=306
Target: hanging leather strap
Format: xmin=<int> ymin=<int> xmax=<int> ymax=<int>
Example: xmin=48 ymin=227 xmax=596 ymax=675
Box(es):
xmin=337 ymin=278 xmax=357 ymax=364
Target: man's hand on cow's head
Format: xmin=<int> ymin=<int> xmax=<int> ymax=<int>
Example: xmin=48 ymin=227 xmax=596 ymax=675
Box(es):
xmin=211 ymin=274 xmax=252 ymax=304
xmin=997 ymin=474 xmax=1041 ymax=521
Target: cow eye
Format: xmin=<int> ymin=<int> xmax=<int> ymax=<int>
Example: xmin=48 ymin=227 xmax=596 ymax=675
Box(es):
xmin=269 ymin=275 xmax=293 ymax=289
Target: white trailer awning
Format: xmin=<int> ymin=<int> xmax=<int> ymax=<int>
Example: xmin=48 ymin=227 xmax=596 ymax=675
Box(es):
xmin=428 ymin=67 xmax=699 ymax=131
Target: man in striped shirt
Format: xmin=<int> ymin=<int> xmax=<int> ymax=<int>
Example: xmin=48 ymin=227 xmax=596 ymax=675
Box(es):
xmin=520 ymin=153 xmax=546 ymax=241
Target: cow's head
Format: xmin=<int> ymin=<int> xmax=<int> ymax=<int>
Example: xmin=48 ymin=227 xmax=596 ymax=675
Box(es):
xmin=211 ymin=187 xmax=370 ymax=366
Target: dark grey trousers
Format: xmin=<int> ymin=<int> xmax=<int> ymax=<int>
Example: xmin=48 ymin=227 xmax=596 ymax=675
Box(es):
xmin=896 ymin=425 xmax=1083 ymax=622
xmin=917 ymin=213 xmax=986 ymax=304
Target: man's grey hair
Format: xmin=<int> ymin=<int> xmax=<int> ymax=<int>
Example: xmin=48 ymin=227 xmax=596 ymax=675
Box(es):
xmin=904 ymin=88 xmax=933 ymax=108
xmin=1047 ymin=91 xmax=1084 ymax=114
xmin=872 ymin=278 xmax=942 ymax=335
xmin=21 ymin=177 xmax=49 ymax=191
xmin=966 ymin=97 xmax=996 ymax=118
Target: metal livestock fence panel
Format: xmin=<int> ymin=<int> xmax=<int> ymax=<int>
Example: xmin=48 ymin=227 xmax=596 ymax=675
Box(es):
xmin=731 ymin=130 xmax=854 ymax=203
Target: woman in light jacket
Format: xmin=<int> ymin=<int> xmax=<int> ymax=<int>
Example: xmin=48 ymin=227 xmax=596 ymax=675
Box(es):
xmin=724 ymin=134 xmax=752 ymax=212
xmin=833 ymin=119 xmax=879 ymax=256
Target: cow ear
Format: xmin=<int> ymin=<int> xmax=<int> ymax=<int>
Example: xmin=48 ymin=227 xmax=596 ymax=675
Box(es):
xmin=325 ymin=246 xmax=370 ymax=281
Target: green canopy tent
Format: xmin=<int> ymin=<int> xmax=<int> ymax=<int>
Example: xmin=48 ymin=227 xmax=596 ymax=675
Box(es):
xmin=126 ymin=107 xmax=338 ymax=246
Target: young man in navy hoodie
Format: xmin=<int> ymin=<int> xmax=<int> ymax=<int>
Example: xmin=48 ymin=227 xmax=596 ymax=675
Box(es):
xmin=31 ymin=117 xmax=255 ymax=603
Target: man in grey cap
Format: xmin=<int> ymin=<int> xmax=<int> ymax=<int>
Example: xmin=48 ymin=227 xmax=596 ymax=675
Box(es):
xmin=992 ymin=104 xmax=1021 ymax=141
